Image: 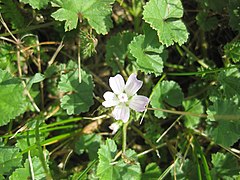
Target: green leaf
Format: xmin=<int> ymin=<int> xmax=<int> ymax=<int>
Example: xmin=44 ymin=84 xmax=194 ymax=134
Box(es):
xmin=183 ymin=99 xmax=203 ymax=128
xmin=144 ymin=119 xmax=163 ymax=143
xmin=143 ymin=0 xmax=189 ymax=47
xmin=196 ymin=12 xmax=218 ymax=31
xmin=228 ymin=0 xmax=240 ymax=31
xmin=97 ymin=139 xmax=117 ymax=177
xmin=129 ymin=26 xmax=167 ymax=76
xmin=9 ymin=156 xmax=47 ymax=180
xmin=117 ymin=149 xmax=141 ymax=180
xmin=150 ymin=80 xmax=184 ymax=118
xmin=0 ymin=43 xmax=17 ymax=73
xmin=218 ymin=68 xmax=240 ymax=99
xmin=97 ymin=139 xmax=141 ymax=180
xmin=224 ymin=41 xmax=240 ymax=63
xmin=206 ymin=100 xmax=240 ymax=147
xmin=0 ymin=147 xmax=22 ymax=174
xmin=51 ymin=0 xmax=114 ymax=34
xmin=106 ymin=31 xmax=136 ymax=72
xmin=0 ymin=69 xmax=27 ymax=126
xmin=211 ymin=152 xmax=240 ymax=179
xmin=74 ymin=134 xmax=101 ymax=160
xmin=27 ymin=73 xmax=45 ymax=89
xmin=142 ymin=163 xmax=161 ymax=180
xmin=58 ymin=61 xmax=94 ymax=115
xmin=16 ymin=120 xmax=47 ymax=156
xmin=0 ymin=0 xmax=25 ymax=29
xmin=20 ymin=0 xmax=50 ymax=9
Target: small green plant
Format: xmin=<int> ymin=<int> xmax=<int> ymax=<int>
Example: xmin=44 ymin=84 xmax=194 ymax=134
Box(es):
xmin=0 ymin=0 xmax=239 ymax=179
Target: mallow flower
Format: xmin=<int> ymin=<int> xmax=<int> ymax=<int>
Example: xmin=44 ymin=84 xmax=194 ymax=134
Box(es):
xmin=102 ymin=74 xmax=149 ymax=123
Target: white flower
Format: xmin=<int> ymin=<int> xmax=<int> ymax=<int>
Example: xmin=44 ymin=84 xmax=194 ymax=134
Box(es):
xmin=102 ymin=74 xmax=149 ymax=123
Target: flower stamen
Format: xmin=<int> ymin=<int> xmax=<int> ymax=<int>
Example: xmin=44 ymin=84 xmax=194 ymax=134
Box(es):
xmin=118 ymin=93 xmax=128 ymax=103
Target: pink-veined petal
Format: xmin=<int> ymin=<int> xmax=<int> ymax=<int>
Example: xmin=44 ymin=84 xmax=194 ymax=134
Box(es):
xmin=102 ymin=91 xmax=119 ymax=107
xmin=109 ymin=74 xmax=125 ymax=94
xmin=102 ymin=100 xmax=119 ymax=107
xmin=112 ymin=104 xmax=130 ymax=123
xmin=125 ymin=74 xmax=143 ymax=96
xmin=103 ymin=91 xmax=116 ymax=101
xmin=129 ymin=95 xmax=149 ymax=112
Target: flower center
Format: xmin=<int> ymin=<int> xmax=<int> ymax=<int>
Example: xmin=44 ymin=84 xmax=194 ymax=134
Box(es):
xmin=117 ymin=93 xmax=128 ymax=103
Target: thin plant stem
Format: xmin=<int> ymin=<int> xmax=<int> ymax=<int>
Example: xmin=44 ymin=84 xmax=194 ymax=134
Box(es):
xmin=63 ymin=150 xmax=73 ymax=171
xmin=0 ymin=13 xmax=18 ymax=42
xmin=148 ymin=107 xmax=240 ymax=120
xmin=77 ymin=37 xmax=81 ymax=83
xmin=137 ymin=142 xmax=167 ymax=157
xmin=122 ymin=122 xmax=128 ymax=155
xmin=158 ymin=157 xmax=179 ymax=180
xmin=0 ymin=36 xmax=16 ymax=44
xmin=21 ymin=41 xmax=61 ymax=52
xmin=156 ymin=116 xmax=182 ymax=143
xmin=181 ymin=44 xmax=209 ymax=69
xmin=113 ymin=53 xmax=129 ymax=79
xmin=28 ymin=151 xmax=35 ymax=180
xmin=147 ymin=107 xmax=208 ymax=118
xmin=77 ymin=159 xmax=98 ymax=179
xmin=139 ymin=73 xmax=166 ymax=124
xmin=17 ymin=44 xmax=23 ymax=77
xmin=35 ymin=35 xmax=44 ymax=109
xmin=48 ymin=40 xmax=64 ymax=66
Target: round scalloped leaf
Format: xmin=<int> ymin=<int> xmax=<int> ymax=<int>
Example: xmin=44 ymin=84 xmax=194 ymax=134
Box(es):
xmin=97 ymin=139 xmax=141 ymax=180
xmin=129 ymin=35 xmax=164 ymax=76
xmin=210 ymin=152 xmax=240 ymax=178
xmin=0 ymin=147 xmax=22 ymax=174
xmin=0 ymin=69 xmax=27 ymax=126
xmin=150 ymin=80 xmax=184 ymax=118
xmin=51 ymin=0 xmax=114 ymax=34
xmin=129 ymin=26 xmax=167 ymax=76
xmin=183 ymin=99 xmax=204 ymax=128
xmin=218 ymin=68 xmax=240 ymax=99
xmin=143 ymin=0 xmax=189 ymax=47
xmin=9 ymin=156 xmax=47 ymax=180
xmin=58 ymin=63 xmax=94 ymax=115
xmin=206 ymin=100 xmax=240 ymax=147
xmin=74 ymin=134 xmax=101 ymax=160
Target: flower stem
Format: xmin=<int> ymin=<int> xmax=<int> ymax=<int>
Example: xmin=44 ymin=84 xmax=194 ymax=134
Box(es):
xmin=122 ymin=122 xmax=128 ymax=155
